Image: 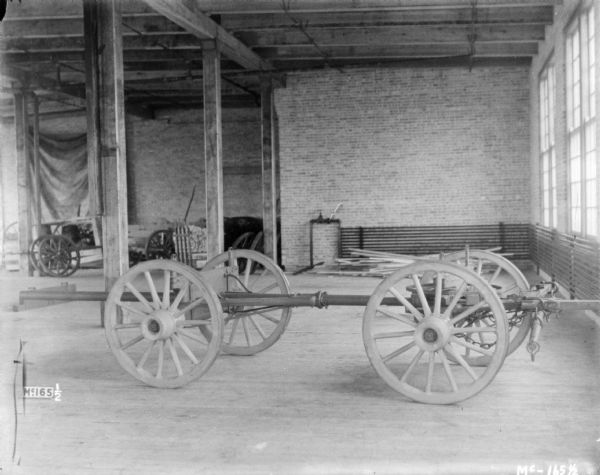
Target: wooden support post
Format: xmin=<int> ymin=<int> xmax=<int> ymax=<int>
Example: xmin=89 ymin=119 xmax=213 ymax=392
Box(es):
xmin=13 ymin=91 xmax=32 ymax=275
xmin=83 ymin=0 xmax=103 ymax=225
xmin=202 ymin=41 xmax=224 ymax=258
xmin=261 ymin=77 xmax=278 ymax=261
xmin=31 ymin=93 xmax=42 ymax=237
xmin=93 ymin=0 xmax=129 ymax=290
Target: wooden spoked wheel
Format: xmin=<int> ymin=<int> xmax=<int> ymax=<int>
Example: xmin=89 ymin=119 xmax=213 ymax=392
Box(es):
xmin=144 ymin=229 xmax=175 ymax=260
xmin=231 ymin=231 xmax=256 ymax=250
xmin=362 ymin=261 xmax=509 ymax=404
xmin=202 ymin=249 xmax=292 ymax=356
xmin=38 ymin=235 xmax=80 ymax=277
xmin=444 ymin=250 xmax=531 ymax=358
xmin=29 ymin=235 xmax=47 ymax=274
xmin=104 ymin=260 xmax=224 ymax=388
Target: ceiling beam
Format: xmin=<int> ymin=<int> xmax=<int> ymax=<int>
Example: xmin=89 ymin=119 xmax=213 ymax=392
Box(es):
xmin=218 ymin=7 xmax=554 ymax=29
xmin=1 ymin=23 xmax=544 ymax=53
xmin=237 ymin=24 xmax=546 ymax=47
xmin=142 ymin=0 xmax=273 ymax=71
xmin=0 ymin=6 xmax=554 ymax=37
xmin=256 ymin=42 xmax=539 ymax=59
xmin=193 ymin=0 xmax=561 ymax=14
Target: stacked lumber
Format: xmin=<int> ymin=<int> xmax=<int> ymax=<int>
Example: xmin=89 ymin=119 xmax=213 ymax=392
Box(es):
xmin=309 ymin=248 xmax=428 ymax=277
xmin=308 ymin=247 xmax=504 ymax=277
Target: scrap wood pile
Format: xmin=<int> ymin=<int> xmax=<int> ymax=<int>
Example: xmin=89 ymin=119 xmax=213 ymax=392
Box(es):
xmin=308 ymin=247 xmax=504 ymax=277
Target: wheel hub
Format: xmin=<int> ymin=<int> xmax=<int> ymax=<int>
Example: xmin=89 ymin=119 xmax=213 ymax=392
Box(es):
xmin=415 ymin=317 xmax=452 ymax=351
xmin=141 ymin=310 xmax=177 ymax=341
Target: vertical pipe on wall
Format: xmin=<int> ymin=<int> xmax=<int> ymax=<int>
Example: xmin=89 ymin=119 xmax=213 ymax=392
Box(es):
xmin=202 ymin=40 xmax=224 ymax=258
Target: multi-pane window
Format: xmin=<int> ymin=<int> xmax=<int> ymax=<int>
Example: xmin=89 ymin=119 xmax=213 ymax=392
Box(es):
xmin=566 ymin=5 xmax=596 ymax=236
xmin=540 ymin=63 xmax=556 ymax=227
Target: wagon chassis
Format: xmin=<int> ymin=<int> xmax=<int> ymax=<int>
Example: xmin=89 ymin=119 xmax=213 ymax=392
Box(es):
xmin=81 ymin=247 xmax=599 ymax=405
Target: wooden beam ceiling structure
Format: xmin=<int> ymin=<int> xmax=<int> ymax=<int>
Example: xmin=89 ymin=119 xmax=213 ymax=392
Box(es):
xmin=0 ymin=0 xmax=559 ymax=119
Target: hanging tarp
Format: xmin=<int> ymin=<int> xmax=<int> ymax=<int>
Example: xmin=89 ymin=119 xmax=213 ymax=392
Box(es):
xmin=28 ymin=132 xmax=88 ymax=222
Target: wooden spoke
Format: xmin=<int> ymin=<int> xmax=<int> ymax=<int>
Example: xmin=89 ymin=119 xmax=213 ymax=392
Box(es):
xmin=173 ymin=334 xmax=199 ymax=365
xmin=475 ymin=258 xmax=483 ymax=276
xmin=137 ymin=341 xmax=156 ymax=370
xmin=162 ymin=270 xmax=171 ymax=308
xmin=452 ymin=326 xmax=497 ymax=334
xmin=388 ymin=286 xmax=423 ymax=321
xmin=121 ymin=334 xmax=144 ymax=350
xmin=376 ymin=307 xmax=418 ymax=327
xmin=241 ymin=318 xmax=251 ymax=346
xmin=441 ymin=281 xmax=467 ymax=319
xmin=488 ymin=265 xmax=502 ymax=285
xmin=433 ymin=272 xmax=443 ymax=316
xmin=125 ymin=282 xmax=154 ymax=313
xmin=411 ymin=273 xmax=431 ymax=317
xmin=144 ymin=271 xmax=161 ymax=309
xmin=445 ymin=345 xmax=478 ymax=381
xmin=172 ymin=297 xmax=207 ymax=319
xmin=177 ymin=320 xmax=211 ymax=327
xmin=373 ymin=331 xmax=415 ymax=340
xmin=399 ymin=349 xmax=424 ymax=383
xmin=156 ymin=340 xmax=164 ymax=379
xmin=169 ymin=286 xmax=187 ymax=311
xmin=166 ymin=338 xmax=183 ymax=376
xmin=425 ymin=351 xmax=435 ymax=394
xmin=114 ymin=322 xmax=142 ymax=330
xmin=177 ymin=328 xmax=208 ymax=345
xmin=227 ymin=318 xmax=240 ymax=345
xmin=243 ymin=258 xmax=252 ymax=286
xmin=248 ymin=315 xmax=267 ymax=340
xmin=115 ymin=301 xmax=150 ymax=319
xmin=383 ymin=341 xmax=416 ymax=363
xmin=256 ymin=281 xmax=278 ymax=293
xmin=234 ymin=308 xmax=284 ymax=322
xmin=439 ymin=351 xmax=458 ymax=392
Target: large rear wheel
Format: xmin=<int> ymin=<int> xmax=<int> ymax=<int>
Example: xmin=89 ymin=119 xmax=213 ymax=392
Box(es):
xmin=362 ymin=261 xmax=508 ymax=404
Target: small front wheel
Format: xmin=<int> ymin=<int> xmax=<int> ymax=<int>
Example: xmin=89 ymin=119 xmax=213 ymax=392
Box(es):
xmin=105 ymin=260 xmax=224 ymax=388
xmin=202 ymin=249 xmax=292 ymax=356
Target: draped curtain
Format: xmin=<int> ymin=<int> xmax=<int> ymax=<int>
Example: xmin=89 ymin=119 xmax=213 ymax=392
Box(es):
xmin=28 ymin=132 xmax=88 ymax=222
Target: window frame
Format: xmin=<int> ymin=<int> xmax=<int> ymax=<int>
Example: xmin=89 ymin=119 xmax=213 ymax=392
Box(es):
xmin=539 ymin=60 xmax=556 ymax=228
xmin=565 ymin=4 xmax=597 ymax=237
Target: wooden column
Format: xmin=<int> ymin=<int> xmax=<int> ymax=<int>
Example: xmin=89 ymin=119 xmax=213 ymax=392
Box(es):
xmin=202 ymin=40 xmax=224 ymax=258
xmin=13 ymin=91 xmax=32 ymax=275
xmin=31 ymin=93 xmax=42 ymax=236
xmin=83 ymin=0 xmax=103 ymax=222
xmin=260 ymin=77 xmax=278 ymax=261
xmin=90 ymin=0 xmax=128 ymax=289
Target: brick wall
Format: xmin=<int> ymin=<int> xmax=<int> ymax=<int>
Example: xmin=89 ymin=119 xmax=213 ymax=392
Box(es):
xmin=276 ymin=66 xmax=531 ymax=269
xmin=128 ymin=107 xmax=262 ymax=228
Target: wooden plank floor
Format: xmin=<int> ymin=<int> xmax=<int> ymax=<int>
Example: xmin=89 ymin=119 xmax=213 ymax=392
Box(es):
xmin=1 ymin=269 xmax=599 ymax=474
